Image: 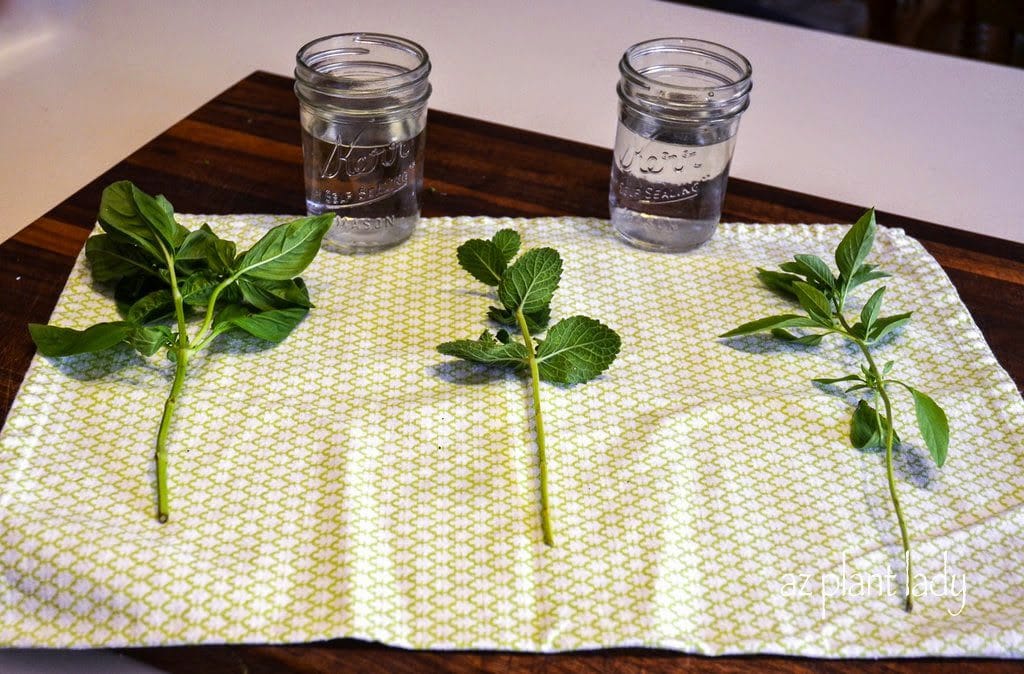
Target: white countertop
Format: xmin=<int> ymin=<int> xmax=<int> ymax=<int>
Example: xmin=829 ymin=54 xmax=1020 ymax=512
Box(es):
xmin=2 ymin=0 xmax=1023 ymax=246
xmin=1 ymin=0 xmax=1022 ymax=671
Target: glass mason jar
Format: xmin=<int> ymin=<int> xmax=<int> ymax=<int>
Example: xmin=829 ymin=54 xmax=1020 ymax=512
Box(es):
xmin=295 ymin=33 xmax=431 ymax=253
xmin=609 ymin=38 xmax=752 ymax=252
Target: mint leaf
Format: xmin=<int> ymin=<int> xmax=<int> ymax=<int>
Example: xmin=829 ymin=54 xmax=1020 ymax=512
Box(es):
xmin=488 ymin=305 xmax=551 ymax=332
xmin=438 ymin=231 xmax=619 ymax=546
xmin=236 ymin=214 xmax=332 ymax=280
xmin=457 ymin=238 xmax=506 ymax=286
xmin=492 ymin=229 xmax=521 ymax=263
xmin=536 ymin=316 xmax=621 ymax=384
xmin=29 ymin=321 xmax=133 ymax=357
xmin=498 ymin=247 xmax=562 ymax=314
xmin=438 ymin=333 xmax=530 ymax=368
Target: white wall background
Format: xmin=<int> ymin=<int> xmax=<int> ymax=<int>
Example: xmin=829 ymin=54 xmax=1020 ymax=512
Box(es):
xmin=1 ymin=0 xmax=1022 ymax=244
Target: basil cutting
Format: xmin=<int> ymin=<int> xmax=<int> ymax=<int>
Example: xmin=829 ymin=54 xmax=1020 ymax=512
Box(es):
xmin=720 ymin=208 xmax=950 ymax=612
xmin=29 ymin=181 xmax=331 ymax=523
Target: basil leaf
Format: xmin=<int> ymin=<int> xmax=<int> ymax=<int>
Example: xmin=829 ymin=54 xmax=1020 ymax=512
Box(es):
xmin=128 ymin=325 xmax=173 ymax=357
xmin=114 ymin=274 xmax=166 ymax=317
xmin=908 ymin=386 xmax=949 ymax=467
xmin=85 ymin=234 xmax=160 ymax=283
xmin=457 ymin=238 xmax=506 ymax=286
xmin=770 ymin=328 xmax=823 ymax=346
xmin=860 ymin=286 xmax=886 ymax=336
xmin=124 ymin=273 xmax=221 ymax=322
xmin=176 ymin=223 xmax=237 ymax=275
xmin=131 ymin=187 xmax=188 ymax=251
xmin=126 ymin=289 xmax=175 ymax=324
xmin=29 ymin=321 xmax=133 ymax=357
xmin=236 ymin=278 xmax=311 ymax=311
xmin=178 ymin=272 xmax=224 ymax=309
xmin=719 ymin=314 xmax=822 ymax=338
xmin=867 ymin=312 xmax=912 ymax=343
xmin=497 ymin=248 xmax=562 ymax=314
xmin=850 ymin=400 xmax=899 ymax=450
xmin=535 ymin=316 xmax=621 ymax=384
xmin=97 ymin=181 xmax=187 ymax=259
xmin=235 ymin=214 xmax=332 ymax=280
xmin=835 ymin=207 xmax=876 ymax=280
xmin=756 ymin=268 xmax=802 ymax=298
xmin=846 ymin=263 xmax=889 ymax=294
xmin=216 ymin=307 xmax=309 ymax=343
xmin=784 ymin=254 xmax=835 ymax=290
xmin=847 ymin=321 xmax=867 ymax=340
xmin=812 ymin=374 xmax=864 ymax=386
xmin=792 ymin=281 xmax=833 ymax=327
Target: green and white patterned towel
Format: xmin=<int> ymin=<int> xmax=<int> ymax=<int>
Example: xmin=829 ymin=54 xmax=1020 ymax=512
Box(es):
xmin=2 ymin=216 xmax=1022 ymax=655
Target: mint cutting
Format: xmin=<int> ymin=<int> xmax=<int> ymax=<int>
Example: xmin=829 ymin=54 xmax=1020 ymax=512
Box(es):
xmin=438 ymin=229 xmax=621 ymax=546
xmin=29 ymin=181 xmax=331 ymax=523
xmin=720 ymin=208 xmax=949 ymax=612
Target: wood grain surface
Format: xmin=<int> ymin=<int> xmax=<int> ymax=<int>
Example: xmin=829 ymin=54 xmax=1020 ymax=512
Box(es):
xmin=2 ymin=71 xmax=1021 ymax=673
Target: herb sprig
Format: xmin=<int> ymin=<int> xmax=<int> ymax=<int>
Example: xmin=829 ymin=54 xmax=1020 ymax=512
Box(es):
xmin=438 ymin=229 xmax=621 ymax=546
xmin=720 ymin=208 xmax=949 ymax=611
xmin=29 ymin=181 xmax=331 ymax=523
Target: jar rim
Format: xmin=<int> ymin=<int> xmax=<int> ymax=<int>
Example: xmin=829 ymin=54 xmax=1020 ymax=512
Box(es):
xmin=620 ymin=37 xmax=751 ymax=94
xmin=295 ymin=32 xmax=431 ymax=95
xmin=617 ymin=37 xmax=751 ymax=120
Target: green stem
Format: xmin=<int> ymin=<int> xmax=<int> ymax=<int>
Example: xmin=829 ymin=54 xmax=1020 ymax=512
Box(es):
xmin=838 ymin=314 xmax=913 ymax=611
xmin=156 ymin=346 xmax=189 ymax=523
xmin=159 ymin=240 xmax=190 ymax=349
xmin=878 ymin=381 xmax=913 ymax=612
xmin=515 ymin=307 xmax=553 ymax=546
xmin=190 ymin=273 xmax=240 ymax=346
xmin=155 ymin=237 xmax=192 ymax=524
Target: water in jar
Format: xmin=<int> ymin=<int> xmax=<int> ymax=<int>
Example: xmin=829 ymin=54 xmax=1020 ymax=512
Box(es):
xmin=300 ymin=114 xmax=426 ymax=253
xmin=609 ymin=118 xmax=737 ymax=252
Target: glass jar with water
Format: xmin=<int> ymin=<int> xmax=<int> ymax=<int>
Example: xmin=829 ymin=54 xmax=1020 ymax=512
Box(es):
xmin=295 ymin=33 xmax=431 ymax=253
xmin=609 ymin=38 xmax=752 ymax=252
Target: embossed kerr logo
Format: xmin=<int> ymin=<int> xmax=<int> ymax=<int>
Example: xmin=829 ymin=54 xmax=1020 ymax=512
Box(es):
xmin=617 ymin=143 xmax=700 ymax=175
xmin=321 ymin=138 xmax=415 ymax=180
